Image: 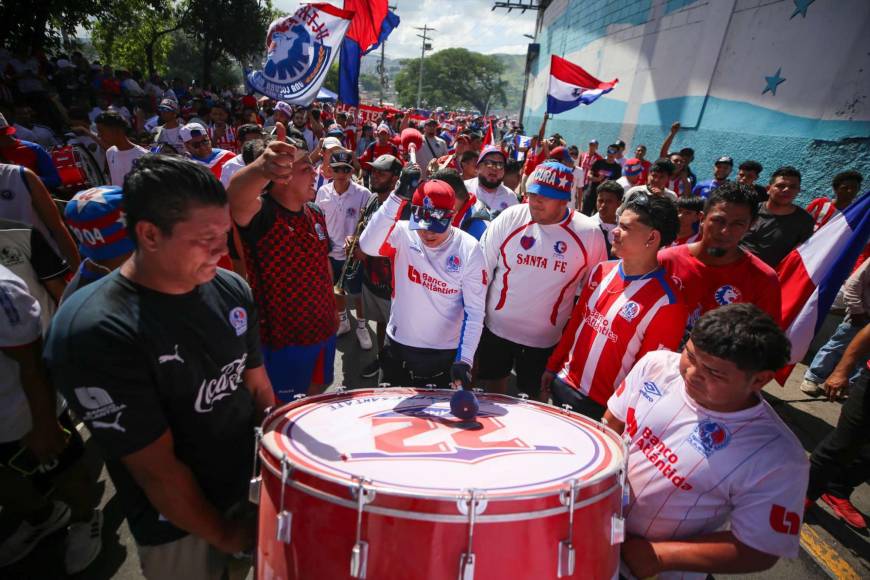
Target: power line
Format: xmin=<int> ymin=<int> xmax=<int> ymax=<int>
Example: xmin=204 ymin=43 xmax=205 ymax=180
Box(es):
xmin=414 ymin=25 xmax=435 ymax=110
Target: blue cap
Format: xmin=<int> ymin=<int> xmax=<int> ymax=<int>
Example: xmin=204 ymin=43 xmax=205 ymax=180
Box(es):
xmin=64 ymin=186 xmax=134 ymax=261
xmin=526 ymin=161 xmax=574 ymax=201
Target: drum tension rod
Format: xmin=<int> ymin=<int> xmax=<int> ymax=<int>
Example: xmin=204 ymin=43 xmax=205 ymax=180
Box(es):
xmin=459 ymin=489 xmax=481 ymax=580
xmin=248 ymin=427 xmax=263 ymax=504
xmin=557 ymin=479 xmax=578 ymax=578
xmin=276 ymin=455 xmax=294 ymax=544
xmin=350 ymin=477 xmax=374 ymax=579
xmin=611 ymin=454 xmax=629 ymax=546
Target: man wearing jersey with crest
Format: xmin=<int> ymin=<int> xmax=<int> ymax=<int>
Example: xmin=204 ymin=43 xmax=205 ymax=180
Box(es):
xmin=604 ymin=304 xmax=807 ymax=579
xmin=359 ymin=168 xmax=486 ymax=388
xmin=543 ymin=194 xmax=687 ymax=418
xmin=479 ymin=160 xmax=607 ymax=398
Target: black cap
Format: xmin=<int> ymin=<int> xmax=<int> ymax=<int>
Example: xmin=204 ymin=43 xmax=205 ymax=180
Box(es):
xmin=715 ymin=155 xmax=734 ymax=166
xmin=369 ymin=154 xmax=403 ymax=175
xmin=330 ymin=149 xmax=353 ymax=168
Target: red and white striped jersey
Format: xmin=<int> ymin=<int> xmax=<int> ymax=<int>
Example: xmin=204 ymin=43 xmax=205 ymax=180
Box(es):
xmin=207 ymin=124 xmax=238 ymax=153
xmin=358 ymin=193 xmax=487 ymax=364
xmin=192 ymin=148 xmax=237 ymax=181
xmin=481 ymin=204 xmax=607 ymax=348
xmin=608 ymin=351 xmax=808 ymax=579
xmin=547 ymin=261 xmax=687 ymax=405
xmin=806 ymin=197 xmax=839 ymax=231
xmin=671 ymin=230 xmax=700 ymax=246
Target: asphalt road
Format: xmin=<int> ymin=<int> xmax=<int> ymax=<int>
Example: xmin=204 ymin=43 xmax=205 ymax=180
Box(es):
xmin=2 ymin=313 xmax=867 ymax=580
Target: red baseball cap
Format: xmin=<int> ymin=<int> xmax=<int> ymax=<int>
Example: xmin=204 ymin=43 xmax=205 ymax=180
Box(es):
xmin=410 ymin=179 xmax=455 ymax=233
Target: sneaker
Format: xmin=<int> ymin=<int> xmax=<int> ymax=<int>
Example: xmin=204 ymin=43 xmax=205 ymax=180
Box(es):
xmin=356 ymin=325 xmax=373 ymax=350
xmin=821 ymin=493 xmax=867 ymax=529
xmin=65 ymin=509 xmax=103 ymax=574
xmin=361 ymin=359 xmax=380 ymax=379
xmin=0 ymin=501 xmax=71 ymax=567
xmin=337 ymin=317 xmax=351 ymax=336
xmin=799 ymin=378 xmax=824 ymax=396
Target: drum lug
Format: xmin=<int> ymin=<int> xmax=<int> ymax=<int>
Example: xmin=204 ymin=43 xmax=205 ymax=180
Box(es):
xmin=350 ymin=478 xmax=374 ymax=578
xmin=350 ymin=540 xmax=369 ymax=578
xmin=248 ymin=427 xmax=263 ymax=504
xmin=561 ymin=404 xmax=572 ymax=413
xmin=293 ymin=393 xmax=307 ymax=401
xmin=335 ymin=385 xmax=347 ymax=393
xmin=472 ymin=387 xmax=483 ymax=394
xmin=517 ymin=392 xmax=529 ymax=400
xmin=610 ymin=515 xmax=625 ymax=545
xmin=458 ymin=553 xmax=475 ymax=580
xmin=557 ymin=540 xmax=575 ymax=578
xmin=275 ymin=455 xmax=294 ymax=544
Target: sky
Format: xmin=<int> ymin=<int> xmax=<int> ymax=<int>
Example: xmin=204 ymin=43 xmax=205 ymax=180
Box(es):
xmin=272 ymin=0 xmax=538 ymax=59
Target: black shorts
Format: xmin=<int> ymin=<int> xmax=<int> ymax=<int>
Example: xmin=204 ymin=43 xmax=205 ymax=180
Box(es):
xmin=476 ymin=327 xmax=554 ymax=397
xmin=0 ymin=409 xmax=86 ymax=493
xmin=379 ymin=338 xmax=456 ymax=388
xmin=550 ymin=377 xmax=607 ymax=421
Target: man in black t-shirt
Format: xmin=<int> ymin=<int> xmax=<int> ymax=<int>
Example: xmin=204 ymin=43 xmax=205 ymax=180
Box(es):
xmin=581 ymin=143 xmax=622 ymax=215
xmin=44 ymin=155 xmax=275 ymax=580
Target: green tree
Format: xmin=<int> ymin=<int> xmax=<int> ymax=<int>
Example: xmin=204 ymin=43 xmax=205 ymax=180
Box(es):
xmin=1 ymin=0 xmax=113 ymax=53
xmin=394 ymin=48 xmax=507 ymax=113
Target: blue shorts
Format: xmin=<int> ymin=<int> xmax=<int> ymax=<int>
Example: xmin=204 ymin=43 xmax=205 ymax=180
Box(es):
xmin=330 ymin=257 xmax=363 ymax=295
xmin=262 ymin=335 xmax=336 ymax=402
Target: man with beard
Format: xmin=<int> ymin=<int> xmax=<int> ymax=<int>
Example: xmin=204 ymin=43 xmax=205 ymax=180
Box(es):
xmin=356 ymin=155 xmax=404 ymax=379
xmin=658 ymin=182 xmax=780 ymax=334
xmin=464 ymin=145 xmax=518 ymax=218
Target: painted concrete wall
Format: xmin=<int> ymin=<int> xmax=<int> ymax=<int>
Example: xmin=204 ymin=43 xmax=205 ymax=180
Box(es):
xmin=523 ymin=0 xmax=870 ymax=202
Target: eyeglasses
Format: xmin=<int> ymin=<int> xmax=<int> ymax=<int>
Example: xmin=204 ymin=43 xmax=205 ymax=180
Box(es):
xmin=412 ymin=205 xmax=453 ymax=222
xmin=481 ymin=160 xmax=505 ymax=170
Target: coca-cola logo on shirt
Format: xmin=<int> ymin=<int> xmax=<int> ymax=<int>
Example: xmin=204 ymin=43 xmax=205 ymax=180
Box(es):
xmin=195 ymin=354 xmax=247 ymax=413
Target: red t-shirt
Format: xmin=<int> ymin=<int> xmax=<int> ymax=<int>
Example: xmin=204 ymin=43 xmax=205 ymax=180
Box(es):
xmin=359 ymin=142 xmax=399 ymax=166
xmin=658 ymin=244 xmax=781 ymax=328
xmin=523 ymin=148 xmax=546 ymax=177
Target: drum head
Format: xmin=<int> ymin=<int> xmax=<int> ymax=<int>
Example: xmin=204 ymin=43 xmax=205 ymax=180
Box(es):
xmin=262 ymin=389 xmax=622 ymax=497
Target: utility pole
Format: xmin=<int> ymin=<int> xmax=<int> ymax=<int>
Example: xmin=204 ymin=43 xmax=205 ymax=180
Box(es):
xmin=414 ymin=25 xmax=434 ymax=110
xmin=379 ymin=4 xmax=397 ymax=107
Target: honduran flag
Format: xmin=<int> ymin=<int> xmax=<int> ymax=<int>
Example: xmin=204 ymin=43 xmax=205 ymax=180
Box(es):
xmin=338 ymin=0 xmax=400 ymax=106
xmin=775 ymin=193 xmax=870 ymax=384
xmin=546 ymin=55 xmax=618 ymax=115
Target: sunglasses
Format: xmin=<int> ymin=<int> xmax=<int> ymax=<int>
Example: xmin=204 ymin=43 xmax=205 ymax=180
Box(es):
xmin=411 ymin=205 xmax=453 ymax=222
xmin=481 ymin=160 xmax=505 ymax=170
xmin=331 ymin=165 xmax=353 ymax=173
xmin=189 ymin=138 xmax=210 ymax=148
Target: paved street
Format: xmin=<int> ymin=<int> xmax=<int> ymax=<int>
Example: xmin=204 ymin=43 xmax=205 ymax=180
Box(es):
xmin=3 ymin=314 xmax=867 ymax=580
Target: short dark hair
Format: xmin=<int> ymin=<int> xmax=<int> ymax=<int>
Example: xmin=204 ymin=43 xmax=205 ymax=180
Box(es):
xmin=679 ymin=147 xmax=694 ymax=158
xmin=596 ymin=180 xmax=624 ymax=202
xmin=832 ymin=170 xmax=863 ymax=189
xmin=123 ymin=155 xmax=227 ymax=247
xmin=431 ymin=168 xmax=469 ymax=201
xmin=704 ymin=181 xmax=760 ymax=219
xmin=95 ymin=111 xmax=128 ymax=129
xmin=650 ymin=158 xmax=675 ymax=176
xmin=738 ymin=160 xmax=763 ymax=175
xmin=690 ymin=303 xmax=790 ymax=374
xmin=241 ymin=139 xmax=266 ymax=165
xmin=677 ymin=195 xmax=705 ymax=213
xmin=769 ymin=165 xmax=801 ymax=184
xmin=460 ymin=150 xmax=478 ymax=165
xmin=237 ymin=123 xmax=263 ymax=141
xmin=622 ymin=194 xmax=679 ymax=247
xmin=504 ymin=159 xmax=522 ymax=175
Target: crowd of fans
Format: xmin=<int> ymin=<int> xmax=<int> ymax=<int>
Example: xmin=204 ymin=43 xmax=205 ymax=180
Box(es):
xmin=1 ymin=46 xmax=868 ymax=579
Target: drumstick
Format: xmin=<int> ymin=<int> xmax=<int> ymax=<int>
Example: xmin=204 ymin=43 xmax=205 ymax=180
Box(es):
xmin=408 ymin=142 xmax=417 ymax=165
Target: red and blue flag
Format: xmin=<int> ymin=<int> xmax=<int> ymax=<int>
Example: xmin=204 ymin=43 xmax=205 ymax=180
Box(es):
xmin=546 ymin=55 xmax=618 ymax=115
xmin=338 ymin=0 xmax=400 ymax=106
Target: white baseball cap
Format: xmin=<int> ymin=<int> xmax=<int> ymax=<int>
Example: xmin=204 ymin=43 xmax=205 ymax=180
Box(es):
xmin=179 ymin=122 xmax=208 ymax=143
xmin=322 ymin=136 xmax=342 ymax=151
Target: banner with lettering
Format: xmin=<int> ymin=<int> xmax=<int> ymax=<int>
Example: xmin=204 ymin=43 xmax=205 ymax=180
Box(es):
xmin=247 ymin=3 xmax=354 ymax=105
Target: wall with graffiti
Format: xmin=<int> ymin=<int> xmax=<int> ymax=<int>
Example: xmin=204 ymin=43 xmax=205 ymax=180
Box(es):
xmin=523 ymin=0 xmax=870 ymax=200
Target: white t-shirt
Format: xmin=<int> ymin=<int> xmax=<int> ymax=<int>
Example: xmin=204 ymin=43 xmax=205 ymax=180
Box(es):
xmin=315 ymin=180 xmax=373 ymax=260
xmin=359 ymin=193 xmax=487 ymax=363
xmin=0 ymin=163 xmax=53 ymax=249
xmin=464 ymin=177 xmax=518 ymax=218
xmin=106 ymin=144 xmax=148 ymax=187
xmin=416 ymin=136 xmax=448 ymax=179
xmin=0 ymin=265 xmax=43 ymax=442
xmin=589 ymin=212 xmax=617 ymax=245
xmin=155 ymin=124 xmax=184 ymax=151
xmin=608 ymin=350 xmax=808 ymax=579
xmin=480 ymin=204 xmax=607 ymax=348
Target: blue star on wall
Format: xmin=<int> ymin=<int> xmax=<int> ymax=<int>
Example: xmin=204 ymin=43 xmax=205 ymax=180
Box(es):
xmin=791 ymin=0 xmax=815 ymax=19
xmin=763 ymin=68 xmax=786 ymax=96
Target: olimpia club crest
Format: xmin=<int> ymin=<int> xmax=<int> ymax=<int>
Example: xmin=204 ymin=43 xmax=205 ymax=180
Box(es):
xmin=247 ymin=3 xmax=354 ymax=104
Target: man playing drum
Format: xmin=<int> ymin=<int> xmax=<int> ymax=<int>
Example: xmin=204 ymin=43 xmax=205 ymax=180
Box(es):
xmin=603 ymin=304 xmax=808 ymax=579
xmin=359 ymin=169 xmax=487 ymax=389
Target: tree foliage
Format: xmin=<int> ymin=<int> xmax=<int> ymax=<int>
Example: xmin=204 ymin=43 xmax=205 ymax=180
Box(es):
xmin=394 ymin=48 xmax=507 ymax=113
xmin=1 ymin=0 xmax=113 ymax=54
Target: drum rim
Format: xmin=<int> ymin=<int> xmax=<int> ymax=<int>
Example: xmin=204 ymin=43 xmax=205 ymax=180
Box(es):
xmin=259 ymin=387 xmax=628 ymax=503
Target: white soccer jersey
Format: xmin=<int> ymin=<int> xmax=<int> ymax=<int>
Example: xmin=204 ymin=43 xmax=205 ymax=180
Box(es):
xmin=359 ymin=193 xmax=486 ymax=363
xmin=481 ymin=204 xmax=607 ymax=348
xmin=464 ymin=177 xmax=518 ymax=218
xmin=608 ymin=351 xmax=808 ymax=580
xmin=316 ymin=180 xmax=373 ymax=260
